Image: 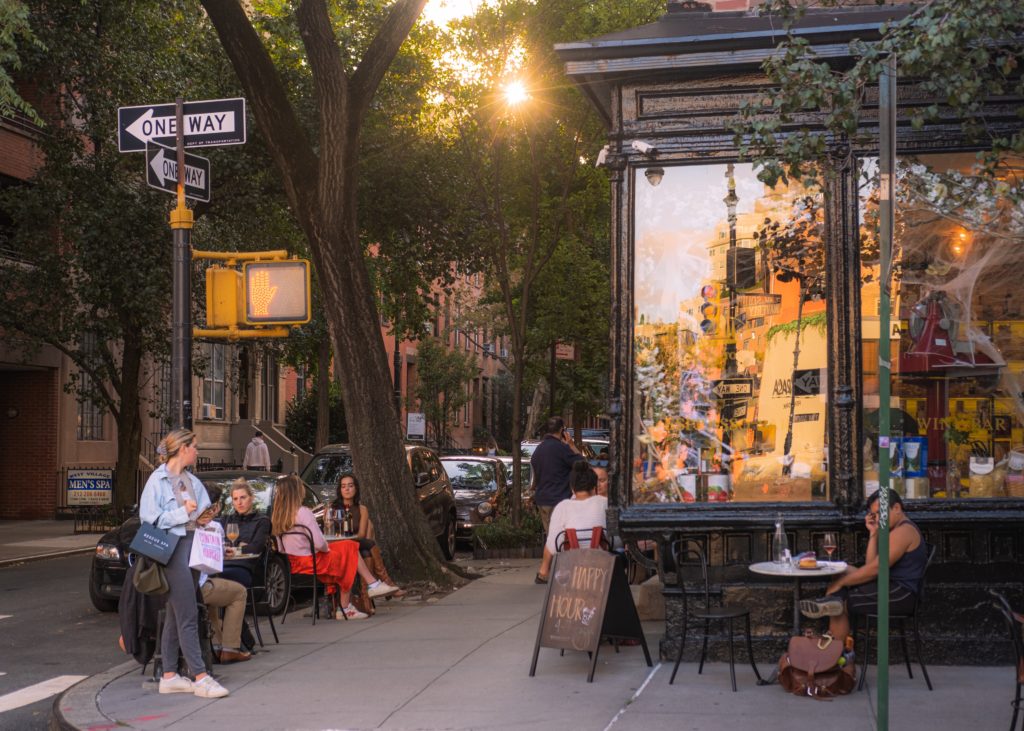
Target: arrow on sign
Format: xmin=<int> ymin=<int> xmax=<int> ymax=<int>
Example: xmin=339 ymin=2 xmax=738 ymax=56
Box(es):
xmin=145 ymin=144 xmax=211 ymax=202
xmin=126 ymin=109 xmax=236 ymax=147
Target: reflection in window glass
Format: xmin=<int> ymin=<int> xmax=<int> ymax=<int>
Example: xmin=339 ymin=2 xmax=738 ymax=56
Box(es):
xmin=441 ymin=460 xmax=497 ymax=492
xmin=633 ymin=163 xmax=829 ymax=504
xmin=860 ymin=153 xmax=1024 ymax=501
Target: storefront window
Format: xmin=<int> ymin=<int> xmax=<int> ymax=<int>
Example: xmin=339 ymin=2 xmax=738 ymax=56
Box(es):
xmin=633 ymin=163 xmax=829 ymax=503
xmin=860 ymin=152 xmax=1024 ymax=501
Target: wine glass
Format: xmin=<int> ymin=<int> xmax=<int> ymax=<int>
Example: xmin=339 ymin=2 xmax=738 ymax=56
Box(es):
xmin=226 ymin=520 xmax=240 ymax=551
xmin=822 ymin=532 xmax=838 ymax=565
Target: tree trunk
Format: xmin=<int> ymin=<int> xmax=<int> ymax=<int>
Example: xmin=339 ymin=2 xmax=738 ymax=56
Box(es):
xmin=509 ymin=356 xmax=525 ymax=526
xmin=113 ymin=338 xmax=144 ymax=512
xmin=316 ymin=337 xmax=330 ymax=451
xmin=201 ymin=0 xmax=452 ymax=587
xmin=782 ymin=291 xmax=805 ymax=476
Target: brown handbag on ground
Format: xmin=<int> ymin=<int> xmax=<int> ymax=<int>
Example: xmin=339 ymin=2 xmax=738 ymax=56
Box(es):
xmin=778 ymin=633 xmax=856 ymax=699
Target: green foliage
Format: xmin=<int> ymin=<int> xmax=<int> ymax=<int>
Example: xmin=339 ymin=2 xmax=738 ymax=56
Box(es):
xmin=765 ymin=311 xmax=829 ymax=343
xmin=414 ymin=333 xmax=479 ymax=448
xmin=285 ymin=386 xmax=348 ymax=453
xmin=733 ymin=0 xmax=1024 ymax=196
xmin=0 ymin=0 xmax=44 ymax=125
xmin=473 ymin=510 xmax=544 ymax=549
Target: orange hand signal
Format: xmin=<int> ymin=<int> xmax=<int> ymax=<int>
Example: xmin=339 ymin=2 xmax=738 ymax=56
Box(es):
xmin=249 ymin=270 xmax=278 ymax=316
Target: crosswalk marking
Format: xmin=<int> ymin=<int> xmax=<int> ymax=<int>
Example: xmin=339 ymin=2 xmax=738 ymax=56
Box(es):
xmin=0 ymin=675 xmax=86 ymax=714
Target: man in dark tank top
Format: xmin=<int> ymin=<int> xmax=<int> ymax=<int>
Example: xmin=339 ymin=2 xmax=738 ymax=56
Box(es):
xmin=800 ymin=488 xmax=927 ymax=642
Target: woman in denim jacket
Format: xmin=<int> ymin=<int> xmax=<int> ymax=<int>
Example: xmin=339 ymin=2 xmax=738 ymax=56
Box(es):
xmin=139 ymin=428 xmax=227 ymax=699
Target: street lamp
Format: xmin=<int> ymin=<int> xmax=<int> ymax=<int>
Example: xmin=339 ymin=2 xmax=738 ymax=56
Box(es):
xmin=644 ymin=167 xmax=665 ymax=186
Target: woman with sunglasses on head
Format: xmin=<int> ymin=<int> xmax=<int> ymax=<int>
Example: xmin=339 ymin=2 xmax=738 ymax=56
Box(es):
xmin=330 ymin=473 xmax=405 ymax=613
xmin=271 ymin=475 xmax=398 ymax=619
xmin=139 ymin=428 xmax=229 ymax=699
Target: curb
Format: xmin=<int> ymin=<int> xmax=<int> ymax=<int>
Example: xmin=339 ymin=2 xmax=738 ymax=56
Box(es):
xmin=50 ymin=660 xmax=139 ymax=731
xmin=0 ymin=546 xmax=94 ymax=569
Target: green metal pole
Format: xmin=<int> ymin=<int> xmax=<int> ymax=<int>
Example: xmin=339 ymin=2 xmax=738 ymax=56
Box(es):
xmin=876 ymin=53 xmax=898 ymax=731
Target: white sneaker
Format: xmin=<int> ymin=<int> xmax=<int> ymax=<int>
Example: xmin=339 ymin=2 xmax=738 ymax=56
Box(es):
xmin=339 ymin=603 xmax=369 ymax=620
xmin=158 ymin=674 xmax=194 ymax=694
xmin=193 ymin=675 xmax=229 ymax=698
xmin=367 ymin=580 xmax=399 ymax=599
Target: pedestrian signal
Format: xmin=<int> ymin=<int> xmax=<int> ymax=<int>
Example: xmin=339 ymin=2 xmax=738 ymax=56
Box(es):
xmin=206 ymin=267 xmax=244 ymax=327
xmin=243 ymin=260 xmax=311 ymax=325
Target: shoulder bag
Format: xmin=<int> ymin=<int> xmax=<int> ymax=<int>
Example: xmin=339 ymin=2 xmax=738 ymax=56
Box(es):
xmin=132 ymin=555 xmax=169 ymax=595
xmin=778 ymin=633 xmax=856 ymax=699
xmin=129 ymin=521 xmax=179 ymax=565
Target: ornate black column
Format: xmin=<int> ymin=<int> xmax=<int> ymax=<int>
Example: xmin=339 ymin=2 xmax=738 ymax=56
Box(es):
xmin=823 ymin=144 xmax=864 ymax=513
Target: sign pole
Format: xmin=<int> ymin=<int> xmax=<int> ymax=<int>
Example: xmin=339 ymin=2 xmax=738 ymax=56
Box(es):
xmin=170 ymin=96 xmax=194 ymax=429
xmin=876 ymin=53 xmax=898 ymax=731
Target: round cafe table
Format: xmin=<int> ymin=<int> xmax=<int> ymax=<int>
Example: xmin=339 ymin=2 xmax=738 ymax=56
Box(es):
xmin=748 ymin=560 xmax=848 ymax=635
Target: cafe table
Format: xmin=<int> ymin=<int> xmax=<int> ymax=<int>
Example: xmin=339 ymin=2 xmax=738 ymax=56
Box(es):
xmin=748 ymin=560 xmax=847 ymax=635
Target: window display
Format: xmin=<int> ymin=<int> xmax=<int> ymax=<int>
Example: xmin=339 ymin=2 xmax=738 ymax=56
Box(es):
xmin=633 ymin=163 xmax=830 ymax=503
xmin=860 ymin=153 xmax=1024 ymax=500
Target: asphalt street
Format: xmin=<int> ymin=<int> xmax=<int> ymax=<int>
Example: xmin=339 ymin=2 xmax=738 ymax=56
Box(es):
xmin=0 ymin=553 xmax=124 ymax=730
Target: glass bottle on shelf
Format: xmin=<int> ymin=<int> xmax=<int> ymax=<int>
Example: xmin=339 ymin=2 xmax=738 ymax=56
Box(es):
xmin=772 ymin=513 xmax=790 ymax=565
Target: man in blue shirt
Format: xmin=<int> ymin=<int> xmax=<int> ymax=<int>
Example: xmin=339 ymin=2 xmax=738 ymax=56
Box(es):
xmin=530 ymin=417 xmax=584 ymax=582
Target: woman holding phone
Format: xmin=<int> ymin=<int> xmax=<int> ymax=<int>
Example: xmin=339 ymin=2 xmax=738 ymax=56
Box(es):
xmin=138 ymin=428 xmax=229 ymax=699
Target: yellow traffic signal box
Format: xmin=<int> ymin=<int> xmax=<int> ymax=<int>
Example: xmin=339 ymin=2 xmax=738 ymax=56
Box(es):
xmin=243 ymin=260 xmax=311 ymax=325
xmin=206 ymin=267 xmax=244 ymax=327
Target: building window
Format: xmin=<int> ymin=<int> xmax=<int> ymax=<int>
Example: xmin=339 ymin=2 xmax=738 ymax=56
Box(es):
xmin=157 ymin=361 xmax=172 ymax=427
xmin=76 ymin=334 xmax=104 ymax=440
xmin=633 ymin=162 xmax=828 ymax=504
xmin=262 ymin=354 xmax=278 ymax=422
xmin=202 ymin=343 xmax=226 ymax=420
xmin=464 ymin=382 xmax=471 ymax=426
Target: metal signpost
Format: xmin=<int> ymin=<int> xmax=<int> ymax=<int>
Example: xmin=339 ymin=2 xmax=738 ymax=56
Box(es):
xmin=117 ymin=95 xmax=247 ymax=429
xmin=877 ymin=54 xmax=898 ymax=731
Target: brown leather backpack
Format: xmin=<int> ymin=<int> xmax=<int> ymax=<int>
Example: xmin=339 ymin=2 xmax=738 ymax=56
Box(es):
xmin=778 ymin=633 xmax=856 ymax=699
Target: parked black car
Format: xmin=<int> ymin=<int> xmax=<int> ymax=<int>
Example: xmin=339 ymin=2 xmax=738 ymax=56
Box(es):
xmin=300 ymin=442 xmax=458 ymax=559
xmin=438 ymin=455 xmax=509 ymax=543
xmin=89 ymin=470 xmax=323 ymax=614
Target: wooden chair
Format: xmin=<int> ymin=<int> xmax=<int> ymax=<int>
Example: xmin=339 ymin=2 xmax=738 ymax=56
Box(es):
xmin=273 ymin=525 xmax=332 ymax=625
xmin=990 ymin=590 xmax=1024 ymax=731
xmin=853 ymin=542 xmax=936 ymax=691
xmin=669 ymin=538 xmax=762 ymax=692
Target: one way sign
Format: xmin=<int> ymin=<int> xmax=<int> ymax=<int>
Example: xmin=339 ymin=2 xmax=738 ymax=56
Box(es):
xmin=146 ymin=143 xmax=211 ymax=202
xmin=118 ymin=97 xmax=246 ymax=152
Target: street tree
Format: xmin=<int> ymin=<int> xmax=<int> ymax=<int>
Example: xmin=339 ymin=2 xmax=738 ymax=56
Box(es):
xmin=429 ymin=0 xmax=662 ymax=522
xmin=0 ymin=0 xmax=236 ymax=509
xmin=198 ymin=0 xmax=464 ymax=584
xmin=413 ymin=332 xmax=478 ymax=450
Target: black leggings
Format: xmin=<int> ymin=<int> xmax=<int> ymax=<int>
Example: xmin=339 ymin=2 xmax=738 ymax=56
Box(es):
xmin=839 ymin=581 xmax=918 ymax=617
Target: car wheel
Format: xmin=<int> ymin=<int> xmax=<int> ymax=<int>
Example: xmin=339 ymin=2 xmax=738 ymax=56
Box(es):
xmin=88 ymin=564 xmax=118 ymax=613
xmin=439 ymin=514 xmax=456 ymax=560
xmin=263 ymin=554 xmax=291 ymax=616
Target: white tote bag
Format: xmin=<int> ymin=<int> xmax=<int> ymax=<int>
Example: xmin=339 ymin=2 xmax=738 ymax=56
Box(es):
xmin=189 ymin=526 xmax=224 ymax=575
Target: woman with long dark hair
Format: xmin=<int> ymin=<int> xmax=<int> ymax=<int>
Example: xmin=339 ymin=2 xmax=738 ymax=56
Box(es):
xmin=271 ymin=475 xmax=397 ymax=619
xmin=330 ymin=473 xmax=405 ymax=611
xmin=139 ymin=428 xmax=228 ymax=699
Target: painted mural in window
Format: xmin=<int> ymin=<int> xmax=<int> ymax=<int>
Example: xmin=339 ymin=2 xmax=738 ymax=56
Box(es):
xmin=633 ymin=163 xmax=829 ymax=503
xmin=859 ymin=152 xmax=1024 ymax=501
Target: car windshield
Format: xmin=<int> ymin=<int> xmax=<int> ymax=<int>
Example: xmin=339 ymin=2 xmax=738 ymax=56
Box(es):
xmin=300 ymin=452 xmax=353 ymax=487
xmin=441 ymin=461 xmax=498 ymax=492
xmin=520 ymin=442 xmax=539 ymax=458
xmin=204 ymin=475 xmax=321 ymax=517
xmin=499 ymin=458 xmax=532 ymax=485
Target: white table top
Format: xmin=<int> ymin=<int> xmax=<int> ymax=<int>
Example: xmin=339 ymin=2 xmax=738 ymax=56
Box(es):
xmin=749 ymin=560 xmax=847 ymax=578
xmin=325 ymin=534 xmax=356 ymax=542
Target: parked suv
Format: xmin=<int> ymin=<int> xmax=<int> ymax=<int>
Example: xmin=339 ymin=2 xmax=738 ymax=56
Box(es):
xmin=300 ymin=443 xmax=458 ymax=559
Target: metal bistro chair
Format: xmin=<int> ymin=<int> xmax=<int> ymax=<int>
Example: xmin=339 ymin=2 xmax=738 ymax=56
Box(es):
xmin=669 ymin=539 xmax=762 ymax=692
xmin=274 ymin=525 xmax=333 ymax=625
xmin=854 ymin=542 xmax=936 ymax=692
xmin=245 ymin=543 xmax=279 ymax=645
xmin=989 ymin=590 xmax=1024 ymax=731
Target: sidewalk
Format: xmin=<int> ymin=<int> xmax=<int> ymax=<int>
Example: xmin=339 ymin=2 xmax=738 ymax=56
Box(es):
xmin=0 ymin=520 xmax=98 ymax=567
xmin=54 ymin=560 xmax=1012 ymax=731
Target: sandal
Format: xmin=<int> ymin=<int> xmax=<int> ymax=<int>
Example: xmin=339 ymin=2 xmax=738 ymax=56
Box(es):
xmin=535 ymin=573 xmax=548 ymax=584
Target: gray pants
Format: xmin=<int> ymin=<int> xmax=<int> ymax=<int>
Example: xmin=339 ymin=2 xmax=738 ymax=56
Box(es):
xmin=161 ymin=532 xmax=205 ymax=677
